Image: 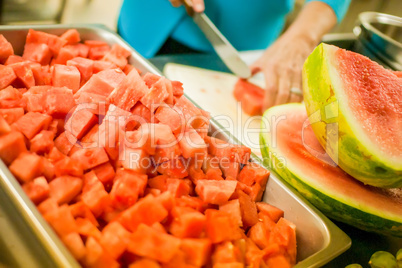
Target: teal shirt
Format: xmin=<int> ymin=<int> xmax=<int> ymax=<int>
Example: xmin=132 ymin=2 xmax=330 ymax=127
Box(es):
xmin=118 ymin=0 xmax=350 ymax=58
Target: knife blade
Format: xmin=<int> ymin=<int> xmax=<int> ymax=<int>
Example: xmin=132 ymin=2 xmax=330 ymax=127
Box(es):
xmin=184 ymin=2 xmax=251 ymax=78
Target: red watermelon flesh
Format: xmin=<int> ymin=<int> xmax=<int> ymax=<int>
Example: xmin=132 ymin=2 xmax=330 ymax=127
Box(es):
xmin=107 ymin=67 xmax=149 ymax=111
xmin=67 ymin=57 xmax=94 ymax=84
xmin=263 ymin=103 xmax=402 ymax=235
xmin=233 ymin=79 xmax=264 ymax=116
xmin=60 ymin=29 xmax=80 ymax=45
xmin=335 ymin=49 xmax=402 ymax=158
xmin=52 ymin=64 xmax=81 ymax=93
xmin=26 ymin=29 xmax=67 ymax=55
xmin=140 ymin=77 xmax=169 ymax=112
xmin=13 ymin=111 xmax=52 ymax=139
xmin=74 ymin=68 xmax=125 ymax=99
xmin=0 ymin=65 xmax=17 ymax=89
xmin=22 ymin=43 xmax=52 ymax=65
xmin=0 ymin=34 xmax=14 ymax=63
xmin=9 ymin=61 xmax=35 ymax=89
xmin=5 ymin=55 xmax=23 ymax=65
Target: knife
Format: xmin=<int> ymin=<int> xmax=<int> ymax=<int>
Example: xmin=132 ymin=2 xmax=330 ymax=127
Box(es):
xmin=183 ymin=1 xmax=251 ymax=79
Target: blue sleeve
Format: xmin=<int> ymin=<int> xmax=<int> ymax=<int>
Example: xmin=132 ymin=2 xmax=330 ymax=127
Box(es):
xmin=304 ymin=0 xmax=351 ymax=22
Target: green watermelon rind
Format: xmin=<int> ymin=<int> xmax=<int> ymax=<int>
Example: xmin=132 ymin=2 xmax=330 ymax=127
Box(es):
xmin=302 ymin=43 xmax=402 ymax=188
xmin=260 ymin=104 xmax=402 ymax=237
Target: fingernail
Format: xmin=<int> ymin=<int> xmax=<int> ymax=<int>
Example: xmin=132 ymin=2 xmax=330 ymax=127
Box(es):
xmin=194 ymin=3 xmax=204 ymax=12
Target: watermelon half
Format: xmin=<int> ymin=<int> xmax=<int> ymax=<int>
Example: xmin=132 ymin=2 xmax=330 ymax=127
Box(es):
xmin=302 ymin=43 xmax=401 ymax=188
xmin=260 ymin=103 xmax=402 ymax=237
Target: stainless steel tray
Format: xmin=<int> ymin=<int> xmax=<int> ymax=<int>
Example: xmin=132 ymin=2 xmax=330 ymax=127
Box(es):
xmin=0 ymin=24 xmax=351 ymax=268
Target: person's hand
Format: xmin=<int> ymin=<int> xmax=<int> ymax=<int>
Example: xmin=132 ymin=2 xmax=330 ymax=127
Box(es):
xmin=250 ymin=1 xmax=337 ymax=111
xmin=250 ymin=33 xmax=314 ymax=111
xmin=169 ymin=0 xmax=205 ymax=13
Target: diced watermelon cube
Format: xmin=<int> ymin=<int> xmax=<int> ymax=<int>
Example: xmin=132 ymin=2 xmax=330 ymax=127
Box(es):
xmin=238 ymin=190 xmax=258 ymax=227
xmin=0 ymin=131 xmax=27 ymax=165
xmin=65 ymin=105 xmax=98 ymax=139
xmin=205 ymin=209 xmax=242 ymax=243
xmin=219 ymin=199 xmax=242 ymax=227
xmin=118 ymin=146 xmax=149 ymax=173
xmin=195 ymin=180 xmax=237 ymax=205
xmin=165 ymin=178 xmax=191 ymax=198
xmin=205 ymin=136 xmax=251 ymax=164
xmin=69 ymin=201 xmax=99 ymax=227
xmin=110 ymin=169 xmax=147 ymax=210
xmin=83 ymin=236 xmax=120 ymax=268
xmin=174 ymin=96 xmax=205 ymax=129
xmin=30 ymin=130 xmax=54 ymax=155
xmin=66 ymin=43 xmax=89 ymax=58
xmin=43 ymin=204 xmax=77 ymax=237
xmin=61 ymin=232 xmax=86 ymax=261
xmin=22 ymin=43 xmax=52 ymax=65
xmin=147 ymin=175 xmax=168 ymax=192
xmin=41 ymin=157 xmax=55 ymax=181
xmin=13 ymin=111 xmax=52 ymax=139
xmin=155 ymin=104 xmax=184 ymax=134
xmin=53 ymin=46 xmax=76 ymax=65
xmin=220 ymin=160 xmax=240 ymax=180
xmin=178 ymin=128 xmax=207 ymax=159
xmin=142 ymin=73 xmax=161 ymax=88
xmin=48 ymin=176 xmax=83 ymax=205
xmin=118 ymin=194 xmax=168 ymax=232
xmin=256 ymin=202 xmax=284 ymax=223
xmin=156 ymin=158 xmax=189 ymax=179
xmin=37 ymin=198 xmax=59 ymax=215
xmin=60 ymin=29 xmax=80 ymax=44
xmin=22 ymin=176 xmax=49 ymax=204
xmin=99 ymin=221 xmax=131 ymax=259
xmin=9 ymin=152 xmax=43 ymax=183
xmin=67 ymin=57 xmax=93 ymax=84
xmin=93 ymin=60 xmax=116 ymax=73
xmin=0 ymin=115 xmax=11 ymax=135
xmin=169 ymin=209 xmax=206 ymax=238
xmin=102 ymin=44 xmax=130 ymax=69
xmin=52 ymin=64 xmax=81 ymax=93
xmin=128 ymin=223 xmax=181 ymax=263
xmin=140 ymin=77 xmax=169 ymax=112
xmin=5 ymin=55 xmax=23 ymax=65
xmin=268 ymin=218 xmax=297 ymax=265
xmin=154 ymin=139 xmax=181 ymax=164
xmin=0 ymin=34 xmax=14 ymax=63
xmin=108 ymin=69 xmax=149 ymax=111
xmin=75 ymin=217 xmax=101 ymax=239
xmin=70 ymin=147 xmax=109 ymax=170
xmin=131 ymin=102 xmax=154 ymax=124
xmin=0 ymin=65 xmax=16 ymax=89
xmin=74 ymin=68 xmax=125 ymax=99
xmin=81 ymin=172 xmax=109 ymax=217
xmin=85 ymin=40 xmax=110 ymax=60
xmin=26 ymin=29 xmax=67 ymax=55
xmin=54 ymin=156 xmax=83 ymax=177
xmin=54 ymin=131 xmax=77 ymax=155
xmin=180 ymin=238 xmax=211 ymax=267
xmin=171 ymin=80 xmax=184 ymax=97
xmin=0 ymin=107 xmax=24 ymax=125
xmin=31 ymin=64 xmax=52 ymax=86
xmin=92 ymin=161 xmax=115 ymax=187
xmin=9 ymin=61 xmax=35 ymax=88
xmin=239 ymin=163 xmax=270 ymax=187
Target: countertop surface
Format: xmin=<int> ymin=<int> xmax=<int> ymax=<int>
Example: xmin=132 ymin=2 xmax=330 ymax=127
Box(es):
xmin=149 ymin=37 xmax=402 ymax=267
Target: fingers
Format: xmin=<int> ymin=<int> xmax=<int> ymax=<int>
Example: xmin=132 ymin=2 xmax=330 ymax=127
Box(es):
xmin=192 ymin=0 xmax=205 ymax=12
xmin=274 ymin=74 xmax=291 ymax=106
xmin=288 ymin=67 xmax=303 ymax=103
xmin=170 ymin=0 xmax=182 ymax=7
xmin=262 ymin=70 xmax=278 ymax=112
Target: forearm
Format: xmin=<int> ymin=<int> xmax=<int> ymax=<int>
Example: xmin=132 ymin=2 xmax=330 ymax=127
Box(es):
xmin=282 ymin=1 xmax=337 ymax=46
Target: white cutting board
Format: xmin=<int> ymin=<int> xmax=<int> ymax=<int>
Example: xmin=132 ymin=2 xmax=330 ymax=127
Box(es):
xmin=163 ymin=63 xmax=265 ymax=156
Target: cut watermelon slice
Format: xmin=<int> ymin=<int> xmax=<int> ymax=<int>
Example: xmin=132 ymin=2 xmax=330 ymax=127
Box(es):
xmin=261 ymin=103 xmax=402 ymax=237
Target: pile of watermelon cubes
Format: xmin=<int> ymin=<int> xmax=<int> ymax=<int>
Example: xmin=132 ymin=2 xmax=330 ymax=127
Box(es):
xmin=0 ymin=29 xmax=296 ymax=268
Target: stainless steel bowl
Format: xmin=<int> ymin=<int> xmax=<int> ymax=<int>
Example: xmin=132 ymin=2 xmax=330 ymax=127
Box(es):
xmin=354 ymin=12 xmax=402 ymax=71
